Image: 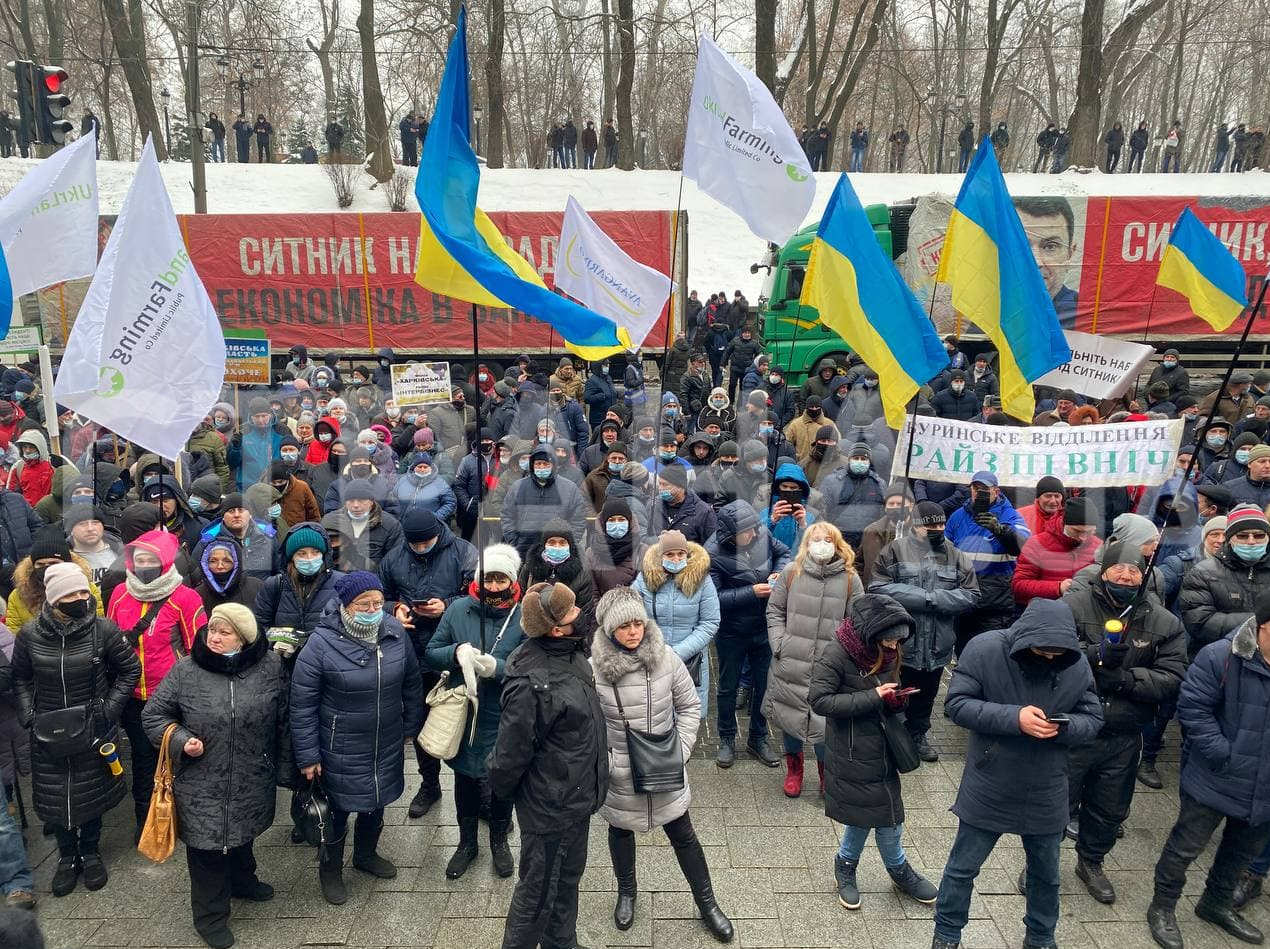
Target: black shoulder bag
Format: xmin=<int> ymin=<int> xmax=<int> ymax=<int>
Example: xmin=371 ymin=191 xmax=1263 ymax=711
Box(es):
xmin=611 ymin=670 xmax=685 ymax=793
xmin=32 ymin=623 xmax=103 ymax=758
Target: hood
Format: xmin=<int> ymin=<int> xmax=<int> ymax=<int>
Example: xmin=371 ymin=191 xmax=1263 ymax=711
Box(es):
xmin=716 ymin=499 xmax=760 ymax=544
xmin=772 ymin=461 xmax=810 ymax=498
xmin=684 ymin=432 xmax=716 ymax=465
xmin=133 ymin=452 xmax=169 ymax=484
xmin=126 ymin=528 xmax=179 ymax=572
xmin=591 ymin=615 xmax=667 ymax=683
xmin=1006 ymin=599 xmax=1082 ymax=658
xmin=706 ymin=387 xmax=730 ymax=409
xmin=816 ymin=358 xmax=837 ymax=376
xmin=118 ymin=501 xmax=163 ymax=543
xmin=47 ymin=465 xmax=76 ymax=503
xmin=143 ymin=473 xmax=197 ymax=521
xmin=15 ymin=429 xmax=48 ymax=462
xmin=638 ymin=541 xmax=711 ymax=597
xmin=848 ymin=592 xmax=915 ymax=644
xmin=314 ymin=417 xmax=341 ymax=441
xmin=198 ymin=536 xmax=241 ymax=593
xmin=71 ymin=461 xmax=123 ymax=502
xmin=211 ymin=400 xmax=237 ymax=426
xmin=528 ymin=445 xmax=557 ymax=482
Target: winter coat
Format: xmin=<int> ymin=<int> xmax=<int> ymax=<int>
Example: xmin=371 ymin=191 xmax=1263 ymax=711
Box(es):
xmin=425 ymin=595 xmax=525 ymax=777
xmin=663 ymin=341 xmax=692 ymax=398
xmin=12 ymin=609 xmax=140 ymax=827
xmin=1148 ymin=362 xmax=1190 ymax=401
xmin=945 ymin=494 xmax=1029 ymax=614
xmin=325 ymin=507 xmax=403 ymax=574
xmin=486 ymin=634 xmax=608 ymax=835
xmin=192 ymin=518 xmax=280 ymax=582
xmin=931 ymin=387 xmax=980 ymax=421
xmin=583 ymin=371 xmax=619 ymax=427
xmin=870 ymin=534 xmax=979 ymax=671
xmin=1012 ymin=523 xmax=1102 ymax=605
xmin=631 ymin=543 xmax=720 ymax=665
xmin=187 ymin=423 xmax=232 ymax=492
xmin=141 ymin=632 xmax=291 ymax=850
xmin=392 ymin=471 xmax=457 ymax=522
xmin=824 ymin=468 xmax=888 ymax=550
xmin=378 ymin=523 xmax=478 ymax=660
xmin=945 ymin=599 xmax=1103 ymax=836
xmin=583 ymin=532 xmax=647 ymax=597
xmin=1179 ymin=544 xmax=1270 ymax=658
xmin=1177 ymin=619 xmax=1270 ymax=825
xmin=1226 ymin=475 xmax=1270 ymax=509
xmin=766 ymin=556 xmax=864 ymax=744
xmin=253 ymin=561 xmax=344 ymax=655
xmin=705 ymin=501 xmax=793 ymax=631
xmin=582 ymin=126 xmax=599 ymax=152
xmin=6 ymin=554 xmax=104 ymax=632
xmin=1129 ymin=128 xmax=1149 ymax=151
xmin=289 ymin=611 xmax=424 ymax=813
xmin=0 ymin=489 xmax=41 ymax=566
xmin=648 ymin=488 xmax=717 ymax=545
xmin=500 ymin=461 xmax=589 ymax=555
xmin=591 ymin=620 xmax=698 ymax=832
xmin=107 ymin=577 xmax=206 ymax=701
xmin=1104 ymin=126 xmax=1125 ymax=151
xmin=276 ymin=476 xmax=321 ymax=528
xmin=453 ymin=450 xmax=502 ymax=521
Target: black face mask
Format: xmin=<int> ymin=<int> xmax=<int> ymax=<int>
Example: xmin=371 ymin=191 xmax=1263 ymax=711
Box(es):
xmin=60 ymin=599 xmax=91 ymax=619
xmin=807 ymin=408 xmax=822 ymax=419
xmin=810 ymin=445 xmax=827 ymax=461
xmin=482 ymin=587 xmax=514 ymax=605
xmin=133 ymin=565 xmax=163 ymax=584
xmin=924 ymin=529 xmax=945 ymax=550
xmin=451 ymin=400 xmax=465 ymax=411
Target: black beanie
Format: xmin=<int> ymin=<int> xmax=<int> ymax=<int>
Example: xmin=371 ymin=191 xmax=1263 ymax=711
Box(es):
xmin=1035 ymin=476 xmax=1065 ymax=497
xmin=912 ymin=501 xmax=946 ymax=527
xmin=30 ymin=526 xmax=72 ymax=563
xmin=1064 ymin=497 xmax=1097 ymax=527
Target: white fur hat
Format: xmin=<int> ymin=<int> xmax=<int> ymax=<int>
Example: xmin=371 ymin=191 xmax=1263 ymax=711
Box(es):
xmin=477 ymin=544 xmax=522 ymax=583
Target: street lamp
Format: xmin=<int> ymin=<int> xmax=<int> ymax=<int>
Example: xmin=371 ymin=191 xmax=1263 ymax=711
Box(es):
xmin=473 ymin=104 xmax=483 ymax=155
xmin=160 ymin=86 xmax=172 ymax=155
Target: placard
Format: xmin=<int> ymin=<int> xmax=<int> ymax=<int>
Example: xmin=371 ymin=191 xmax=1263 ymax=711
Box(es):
xmin=1034 ymin=330 xmax=1155 ymax=398
xmin=391 ymin=362 xmax=453 ymax=407
xmin=224 ymin=335 xmax=271 ymax=385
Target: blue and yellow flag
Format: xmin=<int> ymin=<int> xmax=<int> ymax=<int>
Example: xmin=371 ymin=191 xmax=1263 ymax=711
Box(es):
xmin=1156 ymin=207 xmax=1248 ymax=332
xmin=936 ymin=141 xmax=1071 ymax=421
xmin=800 ymin=175 xmax=948 ymax=429
xmin=414 ymin=7 xmax=629 ymax=359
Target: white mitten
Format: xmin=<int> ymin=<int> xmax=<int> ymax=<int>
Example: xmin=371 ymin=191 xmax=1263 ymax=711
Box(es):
xmin=473 ymin=652 xmax=497 ymax=678
xmin=454 ymin=642 xmax=479 ymax=694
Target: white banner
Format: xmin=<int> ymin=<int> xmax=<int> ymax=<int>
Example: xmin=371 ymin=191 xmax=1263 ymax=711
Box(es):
xmin=0 ymin=133 xmax=98 ymax=302
xmin=682 ymin=34 xmax=815 ymax=245
xmin=54 ymin=138 xmax=225 ymax=460
xmin=391 ymin=362 xmax=453 ymax=407
xmin=890 ymin=416 xmax=1185 ymax=488
xmin=556 ymin=196 xmax=674 ymax=352
xmin=1034 ymin=330 xmax=1156 ymax=399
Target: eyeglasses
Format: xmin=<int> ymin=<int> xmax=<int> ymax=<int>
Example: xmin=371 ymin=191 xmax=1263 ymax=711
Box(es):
xmin=1232 ymin=530 xmax=1268 ymax=542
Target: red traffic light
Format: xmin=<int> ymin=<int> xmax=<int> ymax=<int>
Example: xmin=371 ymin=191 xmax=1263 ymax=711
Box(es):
xmin=41 ymin=66 xmax=67 ymax=93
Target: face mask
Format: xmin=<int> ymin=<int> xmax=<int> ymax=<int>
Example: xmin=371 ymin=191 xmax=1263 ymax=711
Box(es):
xmin=1237 ymin=449 xmax=1252 ymax=464
xmin=354 ymin=609 xmax=383 ymax=626
xmin=538 ymin=435 xmax=552 ymax=444
xmin=414 ymin=468 xmax=434 ymax=481
xmin=808 ymin=540 xmax=834 ymax=563
xmin=605 ymin=521 xmax=629 ymax=539
xmin=1206 ymin=434 xmax=1227 ymax=448
xmin=638 ymin=433 xmax=655 ymax=444
xmin=482 ymin=587 xmax=513 ymax=605
xmin=1184 ymin=410 xmax=1198 ymax=421
xmin=1233 ymin=542 xmax=1267 ymax=562
xmin=267 ymin=503 xmax=282 ymax=519
xmin=318 ymin=433 xmax=334 ymax=444
xmin=533 ymin=467 xmax=552 ymax=481
xmin=758 ymin=425 xmax=774 ymax=437
xmin=1104 ymin=581 xmax=1138 ymax=604
xmin=280 ymin=450 xmax=300 ymax=466
xmin=386 ymin=406 xmax=401 ymax=419
xmin=749 ymin=461 xmax=766 ymax=474
xmin=658 ymin=450 xmax=677 ymax=462
xmin=807 ymin=408 xmax=822 ymax=419
xmin=20 ymin=450 xmax=38 ymax=462
xmin=848 ymin=460 xmax=870 ymax=475
xmin=663 ymin=558 xmax=686 ymax=574
xmin=357 ymin=441 xmax=375 ymax=451
xmin=479 ymin=372 xmax=489 ymax=382
xmin=709 ymin=398 xmax=726 ymax=410
xmin=885 ymin=507 xmax=905 ymax=523
xmin=348 ymin=509 xmax=370 ymax=522
xmin=951 ymin=383 xmax=965 ymax=394
xmin=59 ymin=598 xmax=91 ymax=619
xmin=601 ymin=364 xmax=610 ymax=375
xmin=924 ymin=529 xmax=945 ymax=550
xmin=1163 ymin=360 xmax=1177 ymax=369
xmin=410 ymin=539 xmax=438 ymax=556
xmin=768 ymin=374 xmax=781 ymax=386
xmin=133 ymin=564 xmax=163 ymax=584
xmin=295 ymin=556 xmax=323 ymax=576
xmin=542 ymin=546 xmax=571 ymax=565
xmin=864 ymin=379 xmax=878 ymax=388
xmin=550 ymin=393 xmax=564 ymax=404
xmin=451 ymin=399 xmax=465 ymax=410
xmin=658 ymin=489 xmax=675 ymax=503
xmin=404 ymin=413 xmax=418 ymax=425
xmin=519 ymin=457 xmax=530 ymax=471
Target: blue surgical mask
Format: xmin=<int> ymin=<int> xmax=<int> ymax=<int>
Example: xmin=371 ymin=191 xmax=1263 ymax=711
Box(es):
xmin=663 ymin=558 xmax=686 ymax=573
xmin=749 ymin=461 xmax=766 ymax=474
xmin=533 ymin=467 xmax=552 ymax=481
xmin=608 ymin=462 xmax=625 ymax=474
xmin=280 ymin=450 xmax=299 ymax=465
xmin=1233 ymin=542 xmax=1267 ymax=562
xmin=187 ymin=495 xmax=205 ymax=512
xmin=538 ymin=435 xmax=552 ymax=444
xmin=849 ymin=460 xmax=870 ymax=475
xmin=267 ymin=503 xmax=281 ymax=519
xmin=659 ymin=489 xmax=674 ymax=502
xmin=348 ymin=509 xmax=370 ymax=522
xmin=354 ymin=609 xmax=383 ymax=626
xmin=542 ymin=545 xmax=570 ymax=564
xmin=601 ymin=364 xmax=610 ymax=375
xmin=404 ymin=413 xmax=418 ymax=424
xmin=1207 ymin=434 xmax=1227 ymax=448
xmin=519 ymin=457 xmax=530 ymax=471
xmin=659 ymin=450 xmax=676 ymax=462
xmin=605 ymin=521 xmax=629 ymax=539
xmin=1163 ymin=359 xmax=1177 ymax=369
xmin=1237 ymin=449 xmax=1252 ymax=464
xmin=863 ymin=379 xmax=878 ymax=388
xmin=664 ymin=407 xmax=679 ymax=419
xmin=295 ymin=556 xmax=323 ymax=576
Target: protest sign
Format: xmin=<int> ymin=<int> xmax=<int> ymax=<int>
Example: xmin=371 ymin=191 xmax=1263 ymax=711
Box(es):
xmin=891 ymin=416 xmax=1184 ymax=488
xmin=391 ymin=362 xmax=453 ymax=407
xmin=223 ymin=334 xmax=271 ymax=385
xmin=1034 ymin=330 xmax=1155 ymax=399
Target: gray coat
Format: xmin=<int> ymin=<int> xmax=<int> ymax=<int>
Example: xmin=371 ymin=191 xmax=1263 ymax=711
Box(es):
xmin=142 ymin=632 xmax=291 ymax=851
xmin=591 ymin=620 xmax=699 ymax=833
xmin=765 ymin=556 xmax=864 ymax=744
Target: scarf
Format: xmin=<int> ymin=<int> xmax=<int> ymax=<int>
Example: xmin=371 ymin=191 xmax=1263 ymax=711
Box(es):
xmin=339 ymin=607 xmax=380 ymax=644
xmin=125 ymin=565 xmax=182 ymax=602
xmin=835 ymin=618 xmax=903 ymax=708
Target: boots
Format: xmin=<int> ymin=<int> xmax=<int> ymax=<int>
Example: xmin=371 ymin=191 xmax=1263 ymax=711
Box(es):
xmin=352 ymin=815 xmax=397 ymax=879
xmin=1148 ymin=902 xmax=1183 ymax=949
xmin=445 ymin=818 xmax=480 ymax=880
xmin=673 ymin=831 xmax=734 ymax=942
xmin=319 ymin=833 xmax=347 ymax=906
xmin=716 ymin=738 xmax=735 ymax=769
xmin=489 ymin=819 xmax=514 ymax=878
xmin=79 ymin=846 xmax=108 ymax=891
xmin=888 ymin=861 xmax=938 ymax=904
xmin=746 ymin=737 xmax=780 ymax=768
xmin=834 ymin=855 xmax=860 ymax=910
xmin=610 ymin=829 xmax=637 ymax=931
xmin=1234 ymin=871 xmax=1265 ymax=910
xmin=783 ymin=752 xmax=804 ymax=798
xmin=914 ymin=732 xmax=938 ymax=763
xmin=51 ymin=845 xmax=79 ymax=898
xmin=1194 ymin=896 xmax=1264 ymax=944
xmin=407 ymin=780 xmax=442 ymax=819
xmin=1137 ymin=757 xmax=1164 ymax=790
xmin=817 ymin=760 xmax=825 ymax=797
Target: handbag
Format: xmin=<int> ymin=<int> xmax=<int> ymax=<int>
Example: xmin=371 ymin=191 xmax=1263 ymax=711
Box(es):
xmin=137 ymin=723 xmax=180 ymax=862
xmin=612 ymin=672 xmax=685 ymax=794
xmin=32 ymin=623 xmax=102 ymax=758
xmin=878 ymin=710 xmax=922 ymax=774
xmin=296 ymin=776 xmax=332 ymax=848
xmin=418 ymin=672 xmax=477 ymax=760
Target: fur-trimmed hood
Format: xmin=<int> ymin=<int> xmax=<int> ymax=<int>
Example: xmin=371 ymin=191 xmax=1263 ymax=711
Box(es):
xmin=13 ymin=552 xmax=95 ymax=612
xmin=639 ymin=541 xmax=710 ymax=596
xmin=590 ymin=615 xmax=667 ymax=683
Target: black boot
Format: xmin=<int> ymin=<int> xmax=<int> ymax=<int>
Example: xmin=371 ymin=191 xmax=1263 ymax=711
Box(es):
xmin=489 ymin=819 xmax=514 ymax=878
xmin=1195 ymin=896 xmax=1264 ymax=944
xmin=1235 ymin=871 xmax=1265 ymax=910
xmin=407 ymin=780 xmax=442 ymax=819
xmin=673 ymin=832 xmax=734 ymax=943
xmin=445 ymin=818 xmax=479 ymax=880
xmin=79 ymin=847 xmax=108 ymax=891
xmin=610 ymin=829 xmax=637 ymax=931
xmin=1148 ymin=902 xmax=1184 ymax=949
xmin=319 ymin=834 xmax=347 ymax=906
xmin=834 ymin=855 xmax=860 ymax=910
xmin=51 ymin=845 xmax=79 ymax=898
xmin=352 ymin=814 xmax=397 ymax=879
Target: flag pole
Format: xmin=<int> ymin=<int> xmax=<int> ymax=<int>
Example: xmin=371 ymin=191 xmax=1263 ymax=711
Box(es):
xmin=660 ymin=175 xmax=686 ymax=383
xmin=470 ymin=303 xmax=486 ymax=577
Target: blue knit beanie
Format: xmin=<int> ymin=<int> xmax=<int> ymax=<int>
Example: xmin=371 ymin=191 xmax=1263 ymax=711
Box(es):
xmin=334 ymin=570 xmax=382 ymax=606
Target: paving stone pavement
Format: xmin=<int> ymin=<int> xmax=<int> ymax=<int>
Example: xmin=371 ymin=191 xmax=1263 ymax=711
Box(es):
xmin=22 ymin=671 xmax=1270 ymax=949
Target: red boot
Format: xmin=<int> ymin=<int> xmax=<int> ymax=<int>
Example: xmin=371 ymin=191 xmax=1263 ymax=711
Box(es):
xmin=817 ymin=760 xmax=825 ymax=797
xmin=783 ymin=752 xmax=804 ymax=798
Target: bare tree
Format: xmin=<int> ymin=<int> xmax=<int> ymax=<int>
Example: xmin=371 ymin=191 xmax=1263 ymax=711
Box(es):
xmin=102 ymin=0 xmax=167 ymax=159
xmin=357 ymin=0 xmax=393 ymax=180
xmin=615 ymin=0 xmax=635 ymax=169
xmin=485 ymin=0 xmax=506 ymax=166
xmin=306 ymin=0 xmax=341 ymax=119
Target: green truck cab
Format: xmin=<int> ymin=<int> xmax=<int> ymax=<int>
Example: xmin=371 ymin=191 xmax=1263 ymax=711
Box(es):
xmin=753 ymin=202 xmax=902 ymax=385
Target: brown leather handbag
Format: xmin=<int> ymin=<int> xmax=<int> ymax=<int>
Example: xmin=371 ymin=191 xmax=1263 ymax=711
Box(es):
xmin=137 ymin=723 xmax=179 ymax=863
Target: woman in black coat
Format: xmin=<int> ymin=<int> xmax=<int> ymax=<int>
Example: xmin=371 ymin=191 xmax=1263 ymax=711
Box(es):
xmin=11 ymin=562 xmax=140 ymax=898
xmin=142 ymin=603 xmax=289 ymax=949
xmin=807 ymin=593 xmax=936 ymax=912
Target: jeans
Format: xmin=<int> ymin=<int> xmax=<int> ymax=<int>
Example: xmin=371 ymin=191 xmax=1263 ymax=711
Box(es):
xmin=1106 ymin=148 xmax=1120 ymax=172
xmin=849 ymin=147 xmax=866 ymax=172
xmin=564 ymin=146 xmax=576 ymax=168
xmin=1033 ymin=149 xmax=1051 ymax=172
xmin=1162 ymin=150 xmax=1180 ymax=172
xmin=188 ymin=843 xmax=258 ymax=935
xmin=934 ymin=821 xmax=1062 ymax=945
xmin=501 ymin=818 xmax=589 ymax=949
xmin=1051 ymin=151 xmax=1068 ymax=173
xmin=211 ymin=139 xmax=225 ymax=162
xmin=1128 ymin=148 xmax=1144 ymax=172
xmin=605 ymin=144 xmax=617 ymax=167
xmin=783 ymin=733 xmax=825 ymax=760
xmin=1153 ymin=791 xmax=1270 ymax=909
xmin=1211 ymin=149 xmax=1228 ymax=172
xmin=257 ymin=139 xmax=270 ymax=162
xmin=0 ymin=782 xmax=32 ymax=894
xmin=1141 ymin=695 xmax=1177 ymax=760
xmin=958 ymin=148 xmax=971 ymax=172
xmin=715 ymin=627 xmax=771 ymax=744
xmin=551 ymin=146 xmax=565 ymax=168
xmin=583 ymin=149 xmax=595 ymax=169
xmin=899 ymin=665 xmax=944 ymax=737
xmin=839 ymin=823 xmax=906 ymax=868
xmin=1068 ymin=731 xmax=1140 ymax=865
xmin=123 ymin=696 xmax=157 ymax=825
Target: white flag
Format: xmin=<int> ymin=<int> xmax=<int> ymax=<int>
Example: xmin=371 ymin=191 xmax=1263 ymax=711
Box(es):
xmin=0 ymin=132 xmax=99 ymax=300
xmin=556 ymin=197 xmax=675 ymax=352
xmin=682 ymin=34 xmax=815 ymax=245
xmin=54 ymin=138 xmax=225 ymax=460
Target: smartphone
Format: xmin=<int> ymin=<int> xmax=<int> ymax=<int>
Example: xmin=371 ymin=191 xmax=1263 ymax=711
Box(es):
xmin=1044 ymin=714 xmax=1070 ymax=725
xmin=894 ymin=687 xmax=920 ymax=697
xmin=411 ymin=599 xmax=432 ymax=610
xmin=973 ymin=493 xmax=991 ymax=516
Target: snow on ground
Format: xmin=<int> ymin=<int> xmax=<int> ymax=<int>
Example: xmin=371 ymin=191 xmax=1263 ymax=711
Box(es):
xmin=4 ymin=157 xmax=1270 ymax=297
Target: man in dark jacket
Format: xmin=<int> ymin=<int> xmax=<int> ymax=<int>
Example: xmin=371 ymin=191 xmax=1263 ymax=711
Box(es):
xmin=723 ymin=327 xmax=762 ymax=406
xmin=453 ymin=432 xmax=503 ymax=541
xmin=706 ymin=501 xmax=792 ymax=768
xmin=192 ymin=493 xmax=281 ymax=581
xmin=1059 ymin=542 xmax=1185 ymax=904
xmin=957 ymin=121 xmax=975 ymax=172
xmin=1147 ymin=592 xmax=1270 ymax=949
xmin=583 ymin=361 xmax=619 ymax=428
xmin=823 ymin=443 xmax=888 ymax=551
xmin=487 ymin=581 xmax=607 ymax=949
xmin=500 ymin=446 xmax=588 ymax=555
xmin=1225 ymin=443 xmax=1270 ymax=507
xmin=1179 ymin=504 xmax=1270 ymax=659
xmin=232 ymin=113 xmax=252 ymax=162
xmin=1034 ymin=123 xmax=1058 ymax=172
xmin=931 ymin=370 xmax=980 ymax=421
xmin=649 ymin=464 xmax=716 ymax=543
xmin=324 ymin=115 xmax=344 ymax=157
xmin=932 ymin=599 xmax=1103 ymax=949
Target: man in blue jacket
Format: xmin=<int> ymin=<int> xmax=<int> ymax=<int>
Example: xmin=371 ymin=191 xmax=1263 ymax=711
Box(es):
xmin=1147 ymin=591 xmax=1270 ymax=949
xmin=932 ymin=599 xmax=1102 ymax=949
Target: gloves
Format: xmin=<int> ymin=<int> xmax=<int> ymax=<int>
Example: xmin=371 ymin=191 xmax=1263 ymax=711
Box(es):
xmin=1099 ymin=640 xmax=1131 ymax=670
xmin=472 ymin=653 xmax=497 ymax=678
xmin=974 ymin=513 xmax=1003 ymax=534
xmin=1094 ymin=664 xmax=1127 ymax=693
xmin=455 ymin=642 xmax=479 ymax=695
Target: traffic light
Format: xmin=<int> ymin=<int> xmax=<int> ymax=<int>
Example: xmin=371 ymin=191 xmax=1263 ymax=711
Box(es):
xmin=4 ymin=60 xmax=36 ymax=147
xmin=35 ymin=65 xmax=72 ymax=145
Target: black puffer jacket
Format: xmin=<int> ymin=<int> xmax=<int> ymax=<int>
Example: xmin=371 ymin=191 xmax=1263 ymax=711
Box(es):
xmin=486 ymin=635 xmax=608 ymax=835
xmin=11 ymin=609 xmax=140 ymax=826
xmin=141 ymin=631 xmax=291 ymax=850
xmin=1178 ymin=544 xmax=1270 ymax=659
xmin=809 ymin=594 xmax=915 ymax=829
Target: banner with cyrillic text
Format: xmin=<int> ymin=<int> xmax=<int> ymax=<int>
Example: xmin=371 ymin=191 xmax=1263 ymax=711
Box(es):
xmin=891 ymin=417 xmax=1184 ymax=488
xmin=1034 ymin=330 xmax=1155 ymax=399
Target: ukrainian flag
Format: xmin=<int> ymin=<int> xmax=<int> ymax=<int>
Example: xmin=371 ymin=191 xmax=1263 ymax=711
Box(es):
xmin=414 ymin=6 xmax=629 ymax=359
xmin=800 ymin=174 xmax=948 ymax=429
xmin=1156 ymin=207 xmax=1248 ymax=332
xmin=937 ymin=141 xmax=1071 ymax=421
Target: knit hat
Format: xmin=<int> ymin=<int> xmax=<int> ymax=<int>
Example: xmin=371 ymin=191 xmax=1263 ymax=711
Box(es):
xmin=409 ymin=451 xmax=434 ymax=470
xmin=247 ymin=396 xmax=271 ymax=415
xmin=661 ymin=391 xmax=679 ymax=406
xmin=595 ymin=586 xmax=647 ymax=639
xmin=1202 ymin=516 xmax=1228 ymax=540
xmin=189 ymin=474 xmax=222 ymax=505
xmin=1234 ymin=432 xmax=1261 ymax=450
xmin=1225 ymin=504 xmax=1269 ymax=537
xmin=746 ymin=390 xmax=768 ymax=409
xmin=494 ymin=380 xmax=513 ymax=398
xmin=1110 ymin=513 xmax=1158 ymax=549
xmin=621 ymin=462 xmax=650 ymax=487
xmin=221 ymin=492 xmax=246 ymax=513
xmin=1101 ymin=540 xmax=1146 ymax=573
xmin=30 ymin=526 xmax=72 ymax=564
xmin=847 ymin=442 xmax=872 ymax=459
xmin=656 ymin=464 xmax=688 ymax=490
xmin=1174 ymin=395 xmax=1198 ymax=411
xmin=333 ymin=570 xmax=382 ymax=606
xmin=884 ymin=482 xmax=915 ymax=502
xmin=402 ymin=508 xmax=442 ymax=543
xmin=658 ymin=530 xmax=689 ymax=555
xmin=912 ymin=501 xmax=945 ymax=527
xmin=476 ymin=543 xmax=521 ymax=583
xmin=605 ymin=442 xmax=629 ymax=460
xmin=285 ymin=524 xmax=328 ymax=560
xmin=413 ymin=427 xmax=435 ymax=447
xmin=741 ymin=439 xmax=768 ymax=463
xmin=718 ymin=440 xmax=740 ymax=457
xmin=43 ymin=561 xmax=88 ymax=605
xmin=1248 ymin=444 xmax=1270 ymax=463
xmin=1064 ymin=497 xmax=1097 ymax=527
xmin=521 ymin=581 xmax=581 ymax=638
xmin=342 ymin=479 xmax=377 ymax=502
xmin=1035 ymin=475 xmax=1065 ymax=497
xmin=209 ymin=603 xmax=259 ymax=645
xmin=815 ymin=424 xmax=838 ymax=441
xmin=64 ymin=504 xmax=105 ymax=530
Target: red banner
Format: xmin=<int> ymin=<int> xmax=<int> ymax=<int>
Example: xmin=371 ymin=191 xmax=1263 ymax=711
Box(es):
xmin=38 ymin=210 xmax=676 ymax=354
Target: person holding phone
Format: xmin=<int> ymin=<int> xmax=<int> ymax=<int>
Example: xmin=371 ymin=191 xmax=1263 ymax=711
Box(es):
xmin=931 ymin=599 xmax=1102 ymax=949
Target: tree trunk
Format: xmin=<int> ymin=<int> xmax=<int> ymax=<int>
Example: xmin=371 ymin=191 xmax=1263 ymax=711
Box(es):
xmin=615 ymin=0 xmax=635 ymax=169
xmin=1065 ymin=0 xmax=1104 ymax=167
xmin=101 ymin=0 xmax=166 ymax=159
xmin=600 ymin=0 xmax=614 ymax=123
xmin=357 ymin=0 xmax=393 ymax=181
xmin=305 ymin=0 xmax=339 ymax=120
xmin=755 ymin=0 xmax=777 ymax=92
xmin=485 ymin=0 xmax=505 ymax=167
xmin=41 ymin=0 xmax=63 ymax=62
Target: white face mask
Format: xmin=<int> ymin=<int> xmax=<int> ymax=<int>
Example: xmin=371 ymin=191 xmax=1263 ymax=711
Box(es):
xmin=808 ymin=540 xmax=835 ymax=563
